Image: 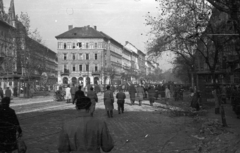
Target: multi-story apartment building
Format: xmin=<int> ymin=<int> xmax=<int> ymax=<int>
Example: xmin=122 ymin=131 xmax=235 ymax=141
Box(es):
xmin=196 ymin=8 xmax=239 ymax=85
xmin=0 ymin=0 xmax=17 ymax=89
xmin=137 ymin=50 xmax=146 ymax=76
xmin=0 ymin=0 xmax=57 ymax=95
xmin=122 ymin=47 xmax=132 ymax=72
xmin=55 ymin=25 xmax=123 ymax=86
xmin=124 ymin=41 xmax=139 ymax=82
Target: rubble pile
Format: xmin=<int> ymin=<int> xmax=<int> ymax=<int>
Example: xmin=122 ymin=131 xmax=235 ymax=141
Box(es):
xmin=190 ymin=118 xmax=240 ymax=153
xmin=199 ymin=119 xmax=226 ymax=136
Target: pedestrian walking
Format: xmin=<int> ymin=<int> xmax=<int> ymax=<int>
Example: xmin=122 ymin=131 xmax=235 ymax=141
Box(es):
xmin=0 ymin=97 xmax=23 ymax=153
xmin=165 ymin=86 xmax=171 ymax=104
xmin=58 ymin=94 xmax=114 ymax=153
xmin=73 ymin=86 xmax=85 ymax=104
xmin=13 ymin=86 xmax=17 ymax=97
xmin=190 ymin=91 xmax=201 ymax=111
xmin=148 ymin=86 xmax=155 ymax=106
xmin=5 ymin=87 xmax=12 ymax=99
xmin=212 ymin=86 xmax=220 ymax=114
xmin=65 ymin=85 xmax=71 ymax=103
xmin=87 ymin=86 xmax=98 ymax=117
xmin=70 ymin=84 xmax=77 ymax=104
xmin=104 ymin=85 xmax=114 ymax=118
xmin=94 ymin=84 xmax=101 ymax=94
xmin=128 ymin=84 xmax=136 ymax=105
xmin=0 ymin=87 xmax=3 ymax=100
xmin=116 ymin=88 xmax=126 ymax=114
xmin=136 ymin=85 xmax=144 ymax=106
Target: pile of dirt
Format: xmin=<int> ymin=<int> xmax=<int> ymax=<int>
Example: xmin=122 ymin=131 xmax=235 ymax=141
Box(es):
xmin=190 ymin=118 xmax=240 ymax=153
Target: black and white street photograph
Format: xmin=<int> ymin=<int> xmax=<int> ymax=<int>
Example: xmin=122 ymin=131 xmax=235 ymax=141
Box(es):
xmin=0 ymin=0 xmax=240 ymax=152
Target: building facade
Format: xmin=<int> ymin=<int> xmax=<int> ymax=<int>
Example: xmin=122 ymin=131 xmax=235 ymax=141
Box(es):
xmin=0 ymin=0 xmax=17 ymax=90
xmin=56 ymin=25 xmax=123 ymax=86
xmin=196 ymin=8 xmax=239 ymax=86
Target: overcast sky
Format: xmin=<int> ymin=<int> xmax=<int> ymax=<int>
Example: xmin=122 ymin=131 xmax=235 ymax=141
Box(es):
xmin=3 ymin=0 xmax=173 ymax=71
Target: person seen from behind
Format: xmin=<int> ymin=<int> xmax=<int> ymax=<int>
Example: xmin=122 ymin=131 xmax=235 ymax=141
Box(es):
xmin=5 ymin=87 xmax=12 ymax=99
xmin=128 ymin=84 xmax=136 ymax=105
xmin=104 ymin=85 xmax=114 ymax=118
xmin=0 ymin=97 xmax=22 ymax=153
xmin=70 ymin=84 xmax=77 ymax=104
xmin=148 ymin=86 xmax=155 ymax=106
xmin=58 ymin=92 xmax=114 ymax=153
xmin=73 ymin=86 xmax=85 ymax=105
xmin=136 ymin=85 xmax=144 ymax=106
xmin=116 ymin=87 xmax=126 ymax=114
xmin=87 ymin=86 xmax=98 ymax=117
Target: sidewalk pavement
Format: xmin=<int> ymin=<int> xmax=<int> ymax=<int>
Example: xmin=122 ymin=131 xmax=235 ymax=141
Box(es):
xmin=157 ymin=96 xmax=240 ymax=135
xmin=11 ymin=93 xmax=55 ymax=104
xmin=207 ymin=103 xmax=240 ymax=134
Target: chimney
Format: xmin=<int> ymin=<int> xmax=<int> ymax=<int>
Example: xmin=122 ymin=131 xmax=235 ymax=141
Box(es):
xmin=68 ymin=25 xmax=73 ymax=30
xmin=94 ymin=26 xmax=97 ymax=30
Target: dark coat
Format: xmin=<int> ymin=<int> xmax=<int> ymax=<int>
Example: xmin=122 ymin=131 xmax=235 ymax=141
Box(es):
xmin=116 ymin=92 xmax=126 ymax=104
xmin=73 ymin=90 xmax=85 ymax=104
xmin=0 ymin=106 xmax=22 ymax=152
xmin=58 ymin=113 xmax=114 ymax=153
xmin=5 ymin=89 xmax=12 ymax=98
xmin=128 ymin=85 xmax=136 ymax=100
xmin=104 ymin=90 xmax=114 ymax=110
xmin=148 ymin=88 xmax=156 ymax=102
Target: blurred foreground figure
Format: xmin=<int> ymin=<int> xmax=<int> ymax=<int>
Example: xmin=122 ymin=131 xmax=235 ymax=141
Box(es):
xmin=58 ymin=92 xmax=114 ymax=153
xmin=0 ymin=97 xmax=22 ymax=153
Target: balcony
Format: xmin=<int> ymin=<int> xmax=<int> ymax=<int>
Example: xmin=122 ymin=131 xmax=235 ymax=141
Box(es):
xmin=60 ymin=69 xmax=70 ymax=76
xmin=92 ymin=70 xmax=101 ymax=75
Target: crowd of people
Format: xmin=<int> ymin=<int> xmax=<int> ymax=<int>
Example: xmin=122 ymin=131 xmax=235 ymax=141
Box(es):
xmin=0 ymin=82 xmax=186 ymax=153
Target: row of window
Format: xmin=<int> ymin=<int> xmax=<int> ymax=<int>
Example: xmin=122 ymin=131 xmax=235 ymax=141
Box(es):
xmin=63 ymin=64 xmax=99 ymax=72
xmin=62 ymin=53 xmax=98 ymax=60
xmin=58 ymin=42 xmax=105 ymax=49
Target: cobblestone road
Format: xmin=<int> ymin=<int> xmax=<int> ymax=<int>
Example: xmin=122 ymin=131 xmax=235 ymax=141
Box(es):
xmin=16 ymin=93 xmax=199 ymax=153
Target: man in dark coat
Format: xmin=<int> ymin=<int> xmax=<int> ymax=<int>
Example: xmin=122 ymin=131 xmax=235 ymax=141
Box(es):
xmin=5 ymin=87 xmax=12 ymax=99
xmin=128 ymin=84 xmax=136 ymax=105
xmin=73 ymin=86 xmax=85 ymax=104
xmin=0 ymin=97 xmax=22 ymax=152
xmin=116 ymin=88 xmax=126 ymax=114
xmin=148 ymin=86 xmax=156 ymax=106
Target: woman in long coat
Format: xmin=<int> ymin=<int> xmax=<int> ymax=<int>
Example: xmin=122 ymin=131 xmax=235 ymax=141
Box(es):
xmin=128 ymin=84 xmax=136 ymax=105
xmin=136 ymin=85 xmax=145 ymax=106
xmin=104 ymin=85 xmax=114 ymax=118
